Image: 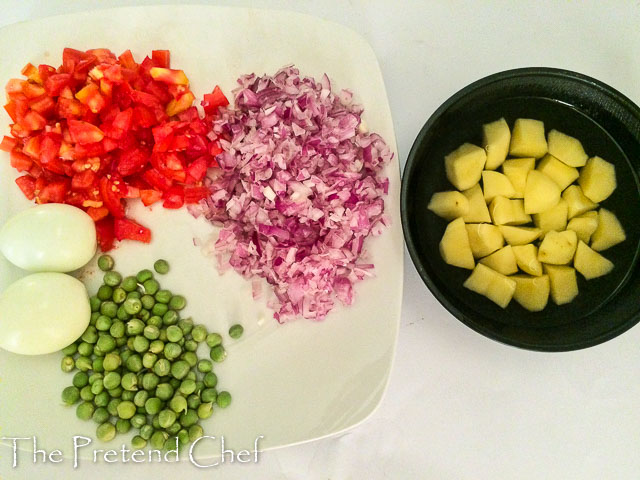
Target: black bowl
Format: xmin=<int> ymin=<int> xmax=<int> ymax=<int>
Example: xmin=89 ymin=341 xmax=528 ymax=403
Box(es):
xmin=401 ymin=67 xmax=640 ymax=352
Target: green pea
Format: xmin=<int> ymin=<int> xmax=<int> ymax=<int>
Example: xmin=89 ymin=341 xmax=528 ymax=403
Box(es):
xmin=151 ymin=415 xmax=161 ymax=430
xmin=153 ymin=358 xmax=171 ymax=377
xmin=96 ymin=335 xmax=116 ymax=353
xmin=103 ymin=372 xmax=121 ymax=390
xmin=184 ymin=339 xmax=198 ymax=352
xmin=158 ymin=409 xmax=176 ymax=429
xmin=188 ymin=424 xmax=204 ymax=443
xmin=170 ymin=360 xmax=190 ymax=380
xmin=90 ymin=312 xmax=100 ymax=325
xmin=103 ymin=353 xmax=121 ymax=371
xmin=81 ymin=327 xmax=98 ymax=344
xmin=92 ymin=407 xmax=110 ymax=424
xmin=96 ymin=422 xmax=116 ymax=442
xmin=155 ymin=289 xmax=172 ymax=304
xmin=121 ymin=372 xmax=138 ymax=391
xmin=104 ymin=271 xmax=122 ymax=287
xmin=134 ymin=390 xmax=149 ymax=408
xmin=124 ymin=298 xmax=142 ymax=315
xmin=93 ymin=345 xmax=105 ymax=357
xmin=178 ymin=429 xmax=190 ymax=445
xmin=121 ymin=276 xmax=139 ymax=292
xmin=176 ymin=380 xmax=194 ymax=397
xmin=178 ymin=318 xmax=193 ymax=335
xmin=205 ymin=333 xmax=222 ymax=348
xmin=61 ymin=343 xmax=78 ymax=356
xmin=197 ymin=359 xmax=213 ymax=373
xmin=131 ymin=413 xmax=146 ymax=429
xmin=124 ymin=353 xmax=142 ymax=372
xmin=107 ymin=398 xmax=121 ymax=416
xmin=109 ymin=320 xmax=125 ymax=338
xmin=194 ymin=381 xmax=204 ymax=394
xmin=145 ymin=397 xmax=163 ymax=415
xmin=168 ymin=295 xmax=186 ymax=311
xmin=116 ymin=337 xmax=127 ymax=348
xmin=89 ymin=296 xmax=102 ymax=312
xmin=154 ymin=259 xmax=169 ymax=274
xmin=97 ymin=285 xmax=113 ymax=301
xmin=186 ymin=371 xmax=197 ymax=382
xmin=88 ymin=373 xmax=103 ymax=385
xmin=100 ymin=301 xmax=118 ymax=318
xmin=135 ymin=269 xmax=153 ymax=283
xmin=126 ymin=319 xmax=145 ymax=336
xmin=108 ymin=386 xmax=123 ymax=398
xmin=216 ymin=391 xmax=231 ymax=408
xmin=164 ymin=343 xmax=182 ymax=361
xmin=95 ymin=315 xmax=112 ymax=331
xmin=201 ymin=388 xmax=217 ymax=404
xmin=141 ymin=327 xmax=158 ymax=342
xmin=143 ymin=279 xmax=160 ymax=295
xmin=73 ymin=371 xmax=89 ymax=388
xmin=197 ymin=402 xmax=213 ymax=419
xmin=169 ymin=395 xmax=187 ymax=413
xmin=98 ymin=255 xmax=115 ymax=271
xmin=210 ymin=345 xmax=226 ymax=363
xmin=179 ymin=410 xmax=199 ymax=428
xmin=169 ymin=378 xmax=181 ymax=390
xmin=142 ymin=372 xmax=160 ymax=391
xmin=155 ymin=383 xmax=173 ymax=401
xmin=94 ymin=391 xmax=110 ymax=408
xmin=142 ymin=352 xmax=158 ymax=369
xmin=148 ymin=340 xmax=164 ymax=355
xmin=147 ymin=315 xmax=163 ymax=328
xmin=140 ymin=294 xmax=155 ymax=310
xmin=75 ymin=356 xmax=92 ymax=372
xmin=131 ymin=435 xmax=147 ymax=449
xmin=203 ymin=372 xmax=217 ymax=388
xmin=151 ymin=302 xmax=168 ymax=317
xmin=166 ymin=325 xmax=183 ymax=342
xmin=61 ymin=355 xmax=75 ymax=373
xmin=62 ymin=386 xmax=80 ymax=405
xmin=162 ymin=310 xmax=179 ymax=326
xmin=116 ymin=418 xmax=131 ymax=434
xmin=92 ymin=357 xmax=105 ymax=373
xmin=140 ymin=425 xmax=154 ymax=441
xmin=133 ymin=335 xmax=149 ymax=353
xmin=91 ymin=380 xmax=104 ymax=395
xmin=150 ymin=431 xmax=168 ymax=450
xmin=229 ymin=324 xmax=244 ymax=339
xmin=117 ymin=305 xmax=131 ymax=321
xmin=117 ymin=400 xmax=136 ymax=419
xmin=181 ymin=351 xmax=198 ymax=368
xmin=112 ymin=287 xmax=127 ymax=304
xmin=187 ymin=394 xmax=201 ymax=410
xmin=191 ymin=325 xmax=208 ymax=343
xmin=76 ymin=402 xmax=95 ymax=421
xmin=121 ymin=390 xmax=135 ymax=402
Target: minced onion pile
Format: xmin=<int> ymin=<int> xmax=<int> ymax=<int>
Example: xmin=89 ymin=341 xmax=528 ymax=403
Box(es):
xmin=192 ymin=66 xmax=392 ymax=321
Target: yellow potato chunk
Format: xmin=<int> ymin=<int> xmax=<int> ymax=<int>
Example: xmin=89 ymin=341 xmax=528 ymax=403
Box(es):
xmin=511 ymin=274 xmax=550 ymax=312
xmin=445 ymin=143 xmax=487 ymax=191
xmin=465 ymin=223 xmax=504 ymax=259
xmin=502 ymin=157 xmax=535 ymax=198
xmin=499 ymin=225 xmax=542 ymax=246
xmin=574 ymin=241 xmax=614 ymax=280
xmin=547 ymin=129 xmax=588 ymax=167
xmin=462 ymin=184 xmax=491 ymax=223
xmin=439 ymin=218 xmax=475 ymax=270
xmin=509 ymin=118 xmax=548 ymax=158
xmin=428 ymin=191 xmax=470 ymax=220
xmin=463 ymin=263 xmax=516 ymax=308
xmin=591 ymin=208 xmax=626 ymax=251
xmin=482 ymin=118 xmax=511 ymax=170
xmin=538 ymin=230 xmax=578 ymax=265
xmin=562 ymin=185 xmax=598 ymax=219
xmin=533 ymin=198 xmax=568 ymax=236
xmin=524 ymin=170 xmax=561 ymax=214
xmin=536 ymin=154 xmax=579 ymax=191
xmin=566 ymin=211 xmax=598 ymax=244
xmin=578 ymin=156 xmax=616 ymax=203
xmin=479 ymin=245 xmax=518 ymax=275
xmin=543 ymin=265 xmax=579 ymax=305
xmin=482 ymin=171 xmax=516 ymax=203
xmin=512 ymin=244 xmax=543 ymax=276
xmin=489 ymin=197 xmax=531 ymax=225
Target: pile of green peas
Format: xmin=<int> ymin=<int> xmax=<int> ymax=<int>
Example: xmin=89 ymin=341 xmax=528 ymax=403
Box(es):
xmin=60 ymin=256 xmax=243 ymax=449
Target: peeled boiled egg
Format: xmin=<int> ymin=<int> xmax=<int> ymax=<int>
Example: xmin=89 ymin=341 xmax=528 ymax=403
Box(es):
xmin=0 ymin=204 xmax=96 ymax=272
xmin=0 ymin=272 xmax=90 ymax=355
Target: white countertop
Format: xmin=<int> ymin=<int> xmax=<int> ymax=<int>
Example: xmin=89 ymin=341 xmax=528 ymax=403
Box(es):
xmin=1 ymin=1 xmax=639 ymax=479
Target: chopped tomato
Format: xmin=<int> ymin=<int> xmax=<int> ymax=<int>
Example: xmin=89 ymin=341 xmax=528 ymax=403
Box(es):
xmin=99 ymin=176 xmax=125 ymax=218
xmin=38 ymin=181 xmax=67 ymax=204
xmin=149 ymin=67 xmax=188 ymax=85
xmin=201 ymin=86 xmax=229 ymax=113
xmin=68 ymin=119 xmax=105 ymax=144
xmin=10 ymin=149 xmax=33 ymax=171
xmin=184 ymin=185 xmax=209 ymax=204
xmin=185 ymin=156 xmax=208 ymax=183
xmin=162 ymin=185 xmax=185 ymax=209
xmin=114 ymin=218 xmax=151 ymax=243
xmin=86 ymin=206 xmax=109 ymax=221
xmin=140 ymin=189 xmax=162 ymax=206
xmin=71 ymin=169 xmax=96 ymax=190
xmin=0 ymin=135 xmax=17 ymax=152
xmin=151 ymin=50 xmax=170 ymax=68
xmin=15 ymin=175 xmax=36 ymax=200
xmin=95 ymin=217 xmax=116 ymax=251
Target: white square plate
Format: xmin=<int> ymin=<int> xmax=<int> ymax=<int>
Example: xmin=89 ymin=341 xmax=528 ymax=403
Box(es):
xmin=0 ymin=5 xmax=402 ymax=459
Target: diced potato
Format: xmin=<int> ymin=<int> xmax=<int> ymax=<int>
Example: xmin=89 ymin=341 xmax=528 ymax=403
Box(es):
xmin=566 ymin=211 xmax=598 ymax=244
xmin=482 ymin=118 xmax=511 ymax=170
xmin=591 ymin=208 xmax=626 ymax=251
xmin=547 ymin=129 xmax=588 ymax=167
xmin=462 ymin=184 xmax=492 ymax=223
xmin=463 ymin=263 xmax=516 ymax=308
xmin=428 ymin=191 xmax=470 ymax=220
xmin=509 ymin=118 xmax=548 ymax=158
xmin=512 ymin=244 xmax=543 ymax=276
xmin=536 ymin=154 xmax=579 ymax=191
xmin=479 ymin=245 xmax=518 ymax=275
xmin=502 ymin=157 xmax=535 ymax=198
xmin=482 ymin=171 xmax=516 ymax=202
xmin=574 ymin=241 xmax=614 ymax=280
xmin=439 ymin=217 xmax=475 ymax=270
xmin=489 ymin=197 xmax=531 ymax=225
xmin=511 ymin=274 xmax=550 ymax=312
xmin=499 ymin=225 xmax=542 ymax=246
xmin=543 ymin=265 xmax=579 ymax=305
xmin=562 ymin=185 xmax=598 ymax=219
xmin=578 ymin=156 xmax=616 ymax=203
xmin=538 ymin=230 xmax=578 ymax=265
xmin=524 ymin=170 xmax=561 ymax=214
xmin=445 ymin=143 xmax=487 ymax=191
xmin=533 ymin=198 xmax=568 ymax=236
xmin=465 ymin=223 xmax=504 ymax=258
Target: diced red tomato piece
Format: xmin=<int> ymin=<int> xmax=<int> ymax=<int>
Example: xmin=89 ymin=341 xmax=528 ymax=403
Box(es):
xmin=117 ymin=50 xmax=138 ymax=70
xmin=114 ymin=217 xmax=151 ymax=243
xmin=0 ymin=135 xmax=17 ymax=152
xmin=185 ymin=155 xmax=208 ymax=183
xmin=29 ymin=95 xmax=56 ymax=115
xmin=4 ymin=102 xmax=18 ymax=122
xmin=39 ymin=134 xmax=61 ymax=165
xmin=113 ymin=107 xmax=133 ymax=131
xmin=151 ymin=50 xmax=170 ymax=68
xmin=130 ymin=89 xmax=162 ymax=108
xmin=162 ymin=185 xmax=185 ymax=209
xmin=201 ymin=85 xmax=229 ymax=113
xmin=38 ymin=65 xmax=56 ymax=83
xmin=68 ymin=119 xmax=105 ymax=144
xmin=184 ymin=185 xmax=209 ymax=204
xmin=57 ymin=97 xmax=86 ymax=118
xmin=116 ymin=147 xmax=149 ymax=176
xmin=149 ymin=67 xmax=189 ymax=85
xmin=142 ymin=168 xmax=173 ymax=191
xmin=20 ymin=110 xmax=47 ymax=131
xmin=21 ymin=63 xmax=42 ymax=84
xmin=62 ymin=48 xmax=91 ymax=72
xmin=140 ymin=189 xmax=162 ymax=206
xmin=71 ymin=169 xmax=96 ymax=190
xmin=166 ymin=91 xmax=195 ymax=117
xmin=15 ymin=175 xmax=37 ymax=200
xmin=86 ymin=48 xmax=117 ymax=65
xmin=86 ymin=206 xmax=109 ymax=221
xmin=22 ymin=136 xmax=41 ymax=159
xmin=23 ymin=82 xmax=46 ymax=99
xmin=99 ymin=176 xmax=126 ymax=218
xmin=10 ymin=149 xmax=33 ymax=171
xmin=75 ymin=83 xmax=106 ymax=114
xmin=38 ymin=181 xmax=68 ymax=204
xmin=95 ymin=217 xmax=116 ymax=251
xmin=132 ymin=105 xmax=157 ymax=128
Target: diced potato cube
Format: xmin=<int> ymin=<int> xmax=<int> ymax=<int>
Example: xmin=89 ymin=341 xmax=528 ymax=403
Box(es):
xmin=482 ymin=118 xmax=511 ymax=170
xmin=499 ymin=225 xmax=542 ymax=246
xmin=445 ymin=143 xmax=487 ymax=191
xmin=479 ymin=245 xmax=518 ymax=275
xmin=439 ymin=217 xmax=475 ymax=270
xmin=482 ymin=171 xmax=516 ymax=202
xmin=543 ymin=265 xmax=579 ymax=305
xmin=538 ymin=230 xmax=578 ymax=265
xmin=533 ymin=198 xmax=568 ymax=236
xmin=591 ymin=208 xmax=626 ymax=251
xmin=562 ymin=185 xmax=598 ymax=219
xmin=578 ymin=156 xmax=617 ymax=203
xmin=511 ymin=274 xmax=550 ymax=312
xmin=509 ymin=118 xmax=548 ymax=158
xmin=428 ymin=191 xmax=470 ymax=220
xmin=489 ymin=197 xmax=531 ymax=225
xmin=536 ymin=154 xmax=579 ymax=191
xmin=566 ymin=211 xmax=598 ymax=244
xmin=462 ymin=184 xmax=491 ymax=223
xmin=502 ymin=157 xmax=535 ymax=198
xmin=512 ymin=244 xmax=543 ymax=276
xmin=465 ymin=223 xmax=504 ymax=258
xmin=547 ymin=129 xmax=588 ymax=167
xmin=574 ymin=241 xmax=614 ymax=280
xmin=463 ymin=263 xmax=516 ymax=308
xmin=524 ymin=170 xmax=561 ymax=214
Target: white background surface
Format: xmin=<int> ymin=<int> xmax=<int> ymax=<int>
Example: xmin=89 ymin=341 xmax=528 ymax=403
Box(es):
xmin=1 ymin=1 xmax=640 ymax=479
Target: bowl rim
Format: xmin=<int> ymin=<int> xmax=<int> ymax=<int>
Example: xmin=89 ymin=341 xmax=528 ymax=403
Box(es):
xmin=401 ymin=66 xmax=640 ymax=352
